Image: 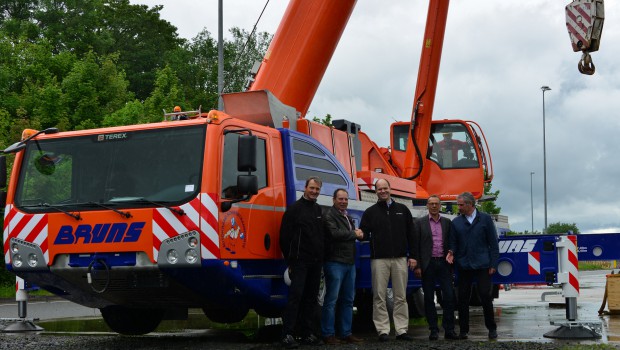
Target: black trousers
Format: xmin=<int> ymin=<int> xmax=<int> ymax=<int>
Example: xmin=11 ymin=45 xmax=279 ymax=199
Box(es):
xmin=457 ymin=268 xmax=496 ymax=333
xmin=421 ymin=258 xmax=455 ymax=333
xmin=282 ymin=260 xmax=322 ymax=337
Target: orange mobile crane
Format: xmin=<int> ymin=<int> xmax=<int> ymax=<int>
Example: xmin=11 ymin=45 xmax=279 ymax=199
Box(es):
xmin=1 ymin=0 xmax=515 ymax=335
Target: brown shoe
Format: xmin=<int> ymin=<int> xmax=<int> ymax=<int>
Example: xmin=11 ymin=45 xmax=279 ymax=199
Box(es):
xmin=323 ymin=336 xmax=342 ymax=345
xmin=341 ymin=334 xmax=363 ymax=343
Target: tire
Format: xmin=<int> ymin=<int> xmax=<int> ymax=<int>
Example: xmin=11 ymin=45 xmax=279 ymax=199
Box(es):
xmin=407 ymin=288 xmax=425 ymax=318
xmin=100 ymin=306 xmax=163 ymax=335
xmin=202 ymin=305 xmax=249 ymax=323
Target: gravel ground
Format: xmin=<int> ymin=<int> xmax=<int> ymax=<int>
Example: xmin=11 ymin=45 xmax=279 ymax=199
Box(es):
xmin=0 ymin=329 xmax=618 ymax=350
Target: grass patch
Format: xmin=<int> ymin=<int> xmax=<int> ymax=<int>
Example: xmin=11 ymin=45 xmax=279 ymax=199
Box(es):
xmin=579 ymin=261 xmax=615 ymax=271
xmin=0 ymin=284 xmax=54 ymax=299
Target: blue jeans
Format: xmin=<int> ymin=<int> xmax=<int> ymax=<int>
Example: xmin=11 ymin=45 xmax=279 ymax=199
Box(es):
xmin=321 ymin=261 xmax=356 ymax=338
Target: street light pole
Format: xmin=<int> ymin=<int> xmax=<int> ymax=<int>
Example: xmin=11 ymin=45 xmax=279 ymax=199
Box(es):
xmin=217 ymin=0 xmax=224 ymax=110
xmin=541 ymin=86 xmax=551 ymax=233
xmin=530 ymin=171 xmax=535 ymax=233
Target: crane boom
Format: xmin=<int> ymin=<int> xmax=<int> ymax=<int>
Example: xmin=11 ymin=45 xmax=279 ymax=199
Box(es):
xmin=248 ymin=0 xmax=357 ymax=117
xmin=401 ymin=0 xmax=449 ymax=180
xmin=247 ymin=0 xmax=491 ymax=200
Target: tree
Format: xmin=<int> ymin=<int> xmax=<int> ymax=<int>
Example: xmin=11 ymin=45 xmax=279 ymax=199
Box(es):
xmin=312 ymin=114 xmax=332 ymax=126
xmin=546 ymin=222 xmax=580 ymax=235
xmin=2 ymin=0 xmax=183 ymax=100
xmin=478 ymin=182 xmax=501 ymax=215
xmin=142 ymin=65 xmax=183 ymax=123
xmin=61 ymin=52 xmax=133 ymax=129
xmin=166 ymin=27 xmax=272 ymax=111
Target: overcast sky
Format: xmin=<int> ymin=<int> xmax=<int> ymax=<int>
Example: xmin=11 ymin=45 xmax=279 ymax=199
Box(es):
xmin=132 ymin=0 xmax=620 ymax=234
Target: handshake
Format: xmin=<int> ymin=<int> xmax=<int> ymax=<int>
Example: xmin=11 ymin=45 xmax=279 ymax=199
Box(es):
xmin=354 ymin=228 xmax=364 ymax=240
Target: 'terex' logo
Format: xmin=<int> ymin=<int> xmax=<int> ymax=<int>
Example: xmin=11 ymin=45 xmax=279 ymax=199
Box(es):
xmin=54 ymin=222 xmax=146 ymax=244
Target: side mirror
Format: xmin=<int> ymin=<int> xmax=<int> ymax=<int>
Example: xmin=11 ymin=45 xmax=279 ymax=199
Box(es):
xmin=34 ymin=153 xmax=61 ymax=175
xmin=237 ymin=175 xmax=258 ymax=195
xmin=237 ymin=135 xmax=257 ymax=172
xmin=220 ymin=175 xmax=258 ymax=213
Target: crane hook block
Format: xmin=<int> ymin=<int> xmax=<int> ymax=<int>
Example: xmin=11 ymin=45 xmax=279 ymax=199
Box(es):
xmin=566 ymin=0 xmax=604 ymax=53
xmin=566 ymin=0 xmax=604 ymax=75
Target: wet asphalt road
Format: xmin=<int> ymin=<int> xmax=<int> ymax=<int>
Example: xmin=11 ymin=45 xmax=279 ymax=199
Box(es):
xmin=1 ymin=270 xmax=619 ymax=349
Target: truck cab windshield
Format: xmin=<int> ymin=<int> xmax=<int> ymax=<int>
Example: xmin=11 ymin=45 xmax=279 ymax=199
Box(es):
xmin=14 ymin=125 xmax=205 ymax=212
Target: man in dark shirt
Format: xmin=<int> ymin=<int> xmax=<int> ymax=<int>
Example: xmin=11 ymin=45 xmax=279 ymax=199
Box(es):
xmin=279 ymin=176 xmax=325 ymax=349
xmin=321 ymin=188 xmax=364 ymax=344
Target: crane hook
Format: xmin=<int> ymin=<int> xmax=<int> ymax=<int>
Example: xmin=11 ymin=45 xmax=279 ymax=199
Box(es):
xmin=578 ymin=52 xmax=595 ymax=75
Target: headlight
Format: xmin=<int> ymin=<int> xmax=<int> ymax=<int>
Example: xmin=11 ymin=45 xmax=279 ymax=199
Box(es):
xmin=185 ymin=249 xmax=198 ymax=264
xmin=27 ymin=253 xmax=38 ymax=268
xmin=188 ymin=236 xmax=198 ymax=248
xmin=13 ymin=254 xmax=23 ymax=268
xmin=11 ymin=243 xmax=19 ymax=253
xmin=166 ymin=249 xmax=179 ymax=264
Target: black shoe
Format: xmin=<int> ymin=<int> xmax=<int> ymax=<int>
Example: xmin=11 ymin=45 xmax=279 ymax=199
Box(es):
xmin=301 ymin=334 xmax=322 ymax=346
xmin=396 ymin=333 xmax=414 ymax=341
xmin=445 ymin=332 xmax=459 ymax=340
xmin=488 ymin=330 xmax=498 ymax=339
xmin=281 ymin=334 xmax=299 ymax=349
xmin=429 ymin=330 xmax=439 ymax=340
xmin=459 ymin=332 xmax=469 ymax=340
xmin=378 ymin=333 xmax=389 ymax=342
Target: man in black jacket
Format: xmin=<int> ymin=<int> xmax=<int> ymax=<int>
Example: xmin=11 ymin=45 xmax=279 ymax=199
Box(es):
xmin=321 ymin=188 xmax=364 ymax=345
xmin=412 ymin=195 xmax=458 ymax=340
xmin=359 ymin=178 xmax=417 ymax=342
xmin=279 ymin=176 xmax=325 ymax=349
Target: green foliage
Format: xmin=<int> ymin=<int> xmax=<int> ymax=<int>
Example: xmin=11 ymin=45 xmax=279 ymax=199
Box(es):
xmin=546 ymin=222 xmax=580 ymax=234
xmin=143 ymin=66 xmax=183 ymax=123
xmin=312 ymin=114 xmax=333 ymax=126
xmin=167 ymin=27 xmax=272 ymax=111
xmin=0 ymin=0 xmax=272 ymax=286
xmin=505 ymin=230 xmax=542 ymax=235
xmin=477 ymin=182 xmax=501 ymax=214
xmin=509 ymin=222 xmax=580 ymax=235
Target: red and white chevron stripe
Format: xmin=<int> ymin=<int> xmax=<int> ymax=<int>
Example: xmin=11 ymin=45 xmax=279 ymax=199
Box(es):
xmin=152 ymin=193 xmax=220 ymax=261
xmin=528 ymin=251 xmax=541 ymax=275
xmin=565 ymin=235 xmax=580 ymax=296
xmin=357 ymin=177 xmax=377 ymax=191
xmin=566 ymin=3 xmax=591 ymax=36
xmin=3 ymin=204 xmax=49 ymax=265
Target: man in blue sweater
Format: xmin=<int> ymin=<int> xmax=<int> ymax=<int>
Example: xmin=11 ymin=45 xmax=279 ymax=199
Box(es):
xmin=446 ymin=192 xmax=499 ymax=340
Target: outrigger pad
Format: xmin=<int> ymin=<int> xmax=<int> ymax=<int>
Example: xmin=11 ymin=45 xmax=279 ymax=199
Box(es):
xmin=2 ymin=320 xmax=44 ymax=333
xmin=543 ymin=325 xmax=601 ymax=339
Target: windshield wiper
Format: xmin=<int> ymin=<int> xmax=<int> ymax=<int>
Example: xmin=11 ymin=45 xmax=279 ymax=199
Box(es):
xmin=40 ymin=203 xmax=81 ymax=221
xmin=129 ymin=198 xmax=185 ymax=216
xmin=86 ymin=202 xmax=132 ymax=219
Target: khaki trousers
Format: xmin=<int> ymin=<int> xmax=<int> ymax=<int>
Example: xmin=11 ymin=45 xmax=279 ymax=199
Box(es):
xmin=371 ymin=257 xmax=409 ymax=336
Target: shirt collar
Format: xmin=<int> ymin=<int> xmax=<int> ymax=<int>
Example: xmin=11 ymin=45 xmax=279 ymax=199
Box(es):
xmin=466 ymin=209 xmax=477 ymax=222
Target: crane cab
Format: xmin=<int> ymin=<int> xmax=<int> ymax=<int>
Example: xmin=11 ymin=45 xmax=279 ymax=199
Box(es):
xmin=390 ymin=119 xmax=493 ymax=201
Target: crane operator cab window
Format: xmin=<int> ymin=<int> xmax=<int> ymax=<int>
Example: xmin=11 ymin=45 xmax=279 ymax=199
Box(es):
xmin=428 ymin=123 xmax=478 ymax=169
